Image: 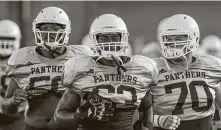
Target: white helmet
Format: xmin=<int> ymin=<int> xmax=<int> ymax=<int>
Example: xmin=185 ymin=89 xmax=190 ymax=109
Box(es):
xmin=157 ymin=17 xmax=169 ymax=42
xmin=32 ymin=7 xmax=71 ymax=50
xmin=141 ymin=42 xmax=162 ymax=58
xmin=89 ymin=14 xmax=129 ymax=58
xmin=159 ymin=14 xmax=200 ymax=59
xmin=0 ymin=20 xmax=21 ymax=56
xmin=198 ymin=35 xmax=221 ymax=57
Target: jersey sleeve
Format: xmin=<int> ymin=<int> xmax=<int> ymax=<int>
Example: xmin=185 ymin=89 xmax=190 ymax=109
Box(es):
xmin=134 ymin=55 xmax=159 ymax=89
xmin=212 ymin=56 xmax=221 ymax=80
xmin=69 ymin=45 xmax=93 ymax=57
xmin=62 ymin=57 xmax=77 ymax=88
xmin=6 ymin=49 xmax=19 ymax=76
xmin=148 ymin=58 xmax=159 ymax=85
xmin=81 ymin=45 xmax=93 ymax=56
xmin=141 ymin=56 xmax=159 ymax=86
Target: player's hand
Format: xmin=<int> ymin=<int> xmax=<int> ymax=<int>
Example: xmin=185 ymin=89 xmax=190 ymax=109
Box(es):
xmin=76 ymin=92 xmax=114 ymax=122
xmin=159 ymin=115 xmax=180 ymax=130
xmin=77 ymin=100 xmax=114 ymax=121
xmin=92 ymin=101 xmax=114 ymax=121
xmin=10 ymin=88 xmax=27 ymax=105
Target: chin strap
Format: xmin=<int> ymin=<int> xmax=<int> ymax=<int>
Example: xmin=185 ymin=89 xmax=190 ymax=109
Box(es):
xmin=43 ymin=42 xmax=63 ymax=58
xmin=164 ymin=54 xmax=189 ymax=77
xmin=110 ymin=55 xmax=127 ymax=76
xmin=93 ymin=55 xmax=127 ymax=80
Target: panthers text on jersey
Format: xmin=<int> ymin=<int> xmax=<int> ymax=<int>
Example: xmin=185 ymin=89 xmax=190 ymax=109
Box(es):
xmin=64 ymin=55 xmax=158 ymax=107
xmin=151 ymin=55 xmax=221 ymax=121
xmin=6 ymin=45 xmax=91 ymax=98
xmin=63 ymin=55 xmax=158 ymax=130
xmin=5 ymin=45 xmax=91 ymax=128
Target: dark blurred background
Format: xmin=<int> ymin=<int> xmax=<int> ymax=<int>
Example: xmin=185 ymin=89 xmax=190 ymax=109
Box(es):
xmin=1 ymin=1 xmax=221 ymax=54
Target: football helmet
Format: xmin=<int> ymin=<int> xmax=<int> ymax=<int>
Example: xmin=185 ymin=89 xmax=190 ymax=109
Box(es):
xmin=141 ymin=42 xmax=161 ymax=58
xmin=157 ymin=17 xmax=169 ymax=42
xmin=198 ymin=35 xmax=221 ymax=57
xmin=0 ymin=20 xmax=21 ymax=56
xmin=32 ymin=7 xmax=71 ymax=51
xmin=159 ymin=14 xmax=200 ymax=59
xmin=89 ymin=14 xmax=129 ymax=59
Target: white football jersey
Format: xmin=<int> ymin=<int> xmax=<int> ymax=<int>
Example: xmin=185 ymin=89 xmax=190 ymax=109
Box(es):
xmin=63 ymin=55 xmax=158 ymax=108
xmin=151 ymin=55 xmax=221 ymax=121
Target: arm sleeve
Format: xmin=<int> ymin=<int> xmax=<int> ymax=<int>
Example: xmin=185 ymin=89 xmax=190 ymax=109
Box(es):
xmin=6 ymin=50 xmax=19 ymax=76
xmin=149 ymin=59 xmax=159 ymax=85
xmin=62 ymin=58 xmax=77 ymax=88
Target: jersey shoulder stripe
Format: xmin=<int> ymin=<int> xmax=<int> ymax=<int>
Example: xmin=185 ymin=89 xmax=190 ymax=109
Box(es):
xmin=7 ymin=46 xmax=36 ymax=66
xmin=63 ymin=55 xmax=92 ymax=87
xmin=132 ymin=55 xmax=158 ymax=85
xmin=68 ymin=45 xmax=92 ymax=57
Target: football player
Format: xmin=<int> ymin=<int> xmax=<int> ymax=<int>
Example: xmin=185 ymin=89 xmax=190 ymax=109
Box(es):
xmin=149 ymin=14 xmax=221 ymax=130
xmin=198 ymin=35 xmax=221 ymax=130
xmin=0 ymin=20 xmax=23 ymax=130
xmin=1 ymin=7 xmax=90 ymax=130
xmin=198 ymin=35 xmax=221 ymax=58
xmin=54 ymin=14 xmax=158 ymax=130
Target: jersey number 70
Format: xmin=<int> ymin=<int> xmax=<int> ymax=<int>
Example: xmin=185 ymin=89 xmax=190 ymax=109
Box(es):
xmin=164 ymin=80 xmax=213 ymax=115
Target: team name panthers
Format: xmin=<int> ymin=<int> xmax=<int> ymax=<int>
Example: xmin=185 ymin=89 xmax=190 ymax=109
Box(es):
xmin=93 ymin=74 xmax=137 ymax=84
xmin=165 ymin=71 xmax=206 ymax=81
xmin=31 ymin=66 xmax=63 ymax=75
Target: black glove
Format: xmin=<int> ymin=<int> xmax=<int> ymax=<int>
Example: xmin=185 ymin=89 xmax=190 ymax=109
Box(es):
xmin=76 ymin=92 xmax=114 ymax=122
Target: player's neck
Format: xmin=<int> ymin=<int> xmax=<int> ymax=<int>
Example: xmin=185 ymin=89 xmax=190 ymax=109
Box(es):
xmin=168 ymin=53 xmax=195 ymax=66
xmin=36 ymin=46 xmax=67 ymax=59
xmin=95 ymin=56 xmax=131 ymax=67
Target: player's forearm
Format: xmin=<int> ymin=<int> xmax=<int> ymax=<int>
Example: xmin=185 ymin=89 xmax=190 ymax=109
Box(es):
xmin=54 ymin=110 xmax=75 ymax=124
xmin=215 ymin=87 xmax=221 ymax=108
xmin=143 ymin=117 xmax=153 ymax=130
xmin=142 ymin=107 xmax=153 ymax=130
xmin=1 ymin=97 xmax=19 ymax=115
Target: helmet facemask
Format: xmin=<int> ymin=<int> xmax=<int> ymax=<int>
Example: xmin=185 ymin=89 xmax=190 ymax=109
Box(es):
xmin=160 ymin=33 xmax=199 ymax=59
xmin=34 ymin=23 xmax=70 ymax=51
xmin=0 ymin=36 xmax=20 ymax=57
xmin=90 ymin=32 xmax=129 ymax=60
